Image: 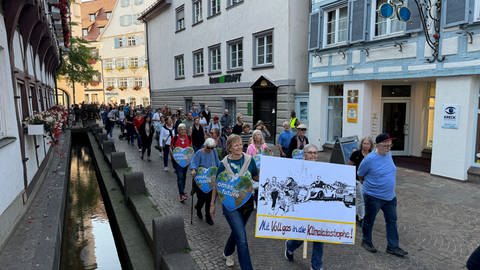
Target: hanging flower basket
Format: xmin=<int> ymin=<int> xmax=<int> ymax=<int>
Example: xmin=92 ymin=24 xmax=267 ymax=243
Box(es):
xmin=133 ymin=85 xmax=141 ymax=91
xmin=106 ymin=85 xmax=114 ymax=91
xmin=27 ymin=124 xmax=45 ymax=135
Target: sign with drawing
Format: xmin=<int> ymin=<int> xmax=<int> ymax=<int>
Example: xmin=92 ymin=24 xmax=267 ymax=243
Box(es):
xmin=255 ymin=156 xmax=356 ymax=244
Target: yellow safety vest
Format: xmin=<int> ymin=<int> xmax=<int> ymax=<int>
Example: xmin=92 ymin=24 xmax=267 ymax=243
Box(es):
xmin=290 ymin=117 xmax=297 ymax=129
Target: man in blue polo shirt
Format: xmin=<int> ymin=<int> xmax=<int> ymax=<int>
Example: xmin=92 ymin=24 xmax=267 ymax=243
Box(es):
xmin=357 ymin=133 xmax=408 ymax=257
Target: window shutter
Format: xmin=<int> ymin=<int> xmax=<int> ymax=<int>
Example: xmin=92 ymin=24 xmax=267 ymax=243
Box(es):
xmin=114 ymin=38 xmax=119 ymax=48
xmin=444 ymin=0 xmax=468 ymax=27
xmin=350 ymin=0 xmax=366 ymax=43
xmin=406 ymin=0 xmax=422 ymax=33
xmin=309 ymin=12 xmax=321 ymax=50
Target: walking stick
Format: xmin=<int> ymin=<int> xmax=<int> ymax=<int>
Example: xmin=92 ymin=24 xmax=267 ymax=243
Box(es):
xmin=190 ymin=194 xmax=194 ymax=224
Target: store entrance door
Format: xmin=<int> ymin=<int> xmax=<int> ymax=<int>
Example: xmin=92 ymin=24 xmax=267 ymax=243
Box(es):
xmin=382 ymin=100 xmax=410 ymax=155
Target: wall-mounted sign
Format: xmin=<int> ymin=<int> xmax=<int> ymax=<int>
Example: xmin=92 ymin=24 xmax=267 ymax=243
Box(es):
xmin=441 ymin=104 xmax=460 ymax=129
xmin=105 ymin=92 xmax=119 ymax=96
xmin=347 ymin=90 xmax=358 ymax=123
xmin=209 ymin=73 xmax=241 ymax=84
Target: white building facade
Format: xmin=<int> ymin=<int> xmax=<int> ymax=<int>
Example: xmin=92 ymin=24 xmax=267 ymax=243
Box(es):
xmin=0 ymin=0 xmax=68 ymax=245
xmin=140 ymin=0 xmax=310 ymax=141
xmin=99 ymin=0 xmax=153 ymax=106
xmin=308 ymin=0 xmax=480 ymax=181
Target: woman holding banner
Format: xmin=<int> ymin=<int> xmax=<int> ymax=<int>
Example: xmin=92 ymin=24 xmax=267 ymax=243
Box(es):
xmin=284 ymin=143 xmax=325 ymax=270
xmin=246 ymin=130 xmax=272 ymax=208
xmin=171 ymin=123 xmax=192 ymax=202
xmin=210 ymin=134 xmax=258 ymax=269
xmin=190 ymin=138 xmax=220 ymax=225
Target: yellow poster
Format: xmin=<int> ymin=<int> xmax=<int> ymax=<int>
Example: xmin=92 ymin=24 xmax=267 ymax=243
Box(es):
xmin=347 ymin=103 xmax=358 ymax=123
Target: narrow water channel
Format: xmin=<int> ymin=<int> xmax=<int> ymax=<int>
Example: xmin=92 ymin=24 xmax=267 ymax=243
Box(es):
xmin=60 ymin=134 xmax=122 ymax=270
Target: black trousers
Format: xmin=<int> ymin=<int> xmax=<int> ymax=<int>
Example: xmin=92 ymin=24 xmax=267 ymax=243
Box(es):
xmin=193 ymin=181 xmax=212 ymax=216
xmin=467 ymin=245 xmax=480 ymax=270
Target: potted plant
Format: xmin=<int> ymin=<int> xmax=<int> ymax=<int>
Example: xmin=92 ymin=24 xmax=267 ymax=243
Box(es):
xmin=116 ymin=65 xmax=125 ymax=71
xmin=119 ymin=85 xmax=127 ymax=91
xmin=106 ymin=85 xmax=114 ymax=91
xmin=133 ymin=85 xmax=141 ymax=91
xmin=24 ymin=113 xmax=46 ymax=135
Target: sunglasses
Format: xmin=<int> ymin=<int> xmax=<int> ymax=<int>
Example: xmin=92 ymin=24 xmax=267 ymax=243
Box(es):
xmin=298 ymin=128 xmax=307 ymax=131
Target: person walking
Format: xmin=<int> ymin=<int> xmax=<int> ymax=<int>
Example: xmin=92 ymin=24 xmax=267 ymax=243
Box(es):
xmin=159 ymin=117 xmax=175 ymax=171
xmin=220 ymin=109 xmax=232 ymax=133
xmin=125 ymin=110 xmax=135 ymax=145
xmin=171 ymin=123 xmax=192 ymax=202
xmin=284 ymin=143 xmax=325 ymax=270
xmin=190 ymin=138 xmax=220 ymax=225
xmin=358 ymin=133 xmax=408 ymax=257
xmin=210 ymin=134 xmax=258 ymax=269
xmin=191 ymin=116 xmax=206 ymax=152
xmin=286 ymin=124 xmax=309 ymax=158
xmin=133 ymin=111 xmax=144 ymax=152
xmin=232 ymin=113 xmax=244 ymax=135
xmin=139 ymin=115 xmax=155 ymax=161
xmin=210 ymin=128 xmax=226 ymax=159
xmin=277 ymin=121 xmax=293 ymax=157
xmin=246 ymin=130 xmax=272 ymax=208
xmin=348 ymin=136 xmax=374 ymax=223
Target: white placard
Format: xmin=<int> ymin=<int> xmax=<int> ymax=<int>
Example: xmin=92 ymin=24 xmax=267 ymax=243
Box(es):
xmin=255 ymin=156 xmax=356 ymax=244
xmin=441 ymin=104 xmax=460 ymax=129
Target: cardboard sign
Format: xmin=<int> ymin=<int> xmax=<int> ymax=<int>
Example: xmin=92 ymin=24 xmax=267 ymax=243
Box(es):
xmin=255 ymin=156 xmax=356 ymax=245
xmin=216 ymin=171 xmax=253 ymax=211
xmin=194 ymin=166 xmax=218 ymax=193
xmin=172 ymin=147 xmax=194 ymax=168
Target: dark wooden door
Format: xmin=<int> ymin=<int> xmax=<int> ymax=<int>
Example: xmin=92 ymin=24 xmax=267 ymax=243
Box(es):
xmin=253 ymin=88 xmax=277 ymax=144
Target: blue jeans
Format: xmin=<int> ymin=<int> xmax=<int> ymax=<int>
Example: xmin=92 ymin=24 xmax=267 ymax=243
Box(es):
xmin=286 ymin=240 xmax=324 ymax=270
xmin=163 ymin=146 xmax=170 ymax=167
xmin=223 ymin=204 xmax=254 ymax=270
xmin=173 ymin=160 xmax=187 ymax=195
xmin=362 ymin=194 xmax=399 ymax=249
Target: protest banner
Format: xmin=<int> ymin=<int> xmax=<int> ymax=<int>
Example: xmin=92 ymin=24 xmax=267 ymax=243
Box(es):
xmin=194 ymin=166 xmax=218 ymax=193
xmin=255 ymin=156 xmax=356 ymax=244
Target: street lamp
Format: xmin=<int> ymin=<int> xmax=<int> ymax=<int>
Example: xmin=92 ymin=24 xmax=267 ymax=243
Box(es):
xmin=379 ymin=0 xmax=444 ymax=63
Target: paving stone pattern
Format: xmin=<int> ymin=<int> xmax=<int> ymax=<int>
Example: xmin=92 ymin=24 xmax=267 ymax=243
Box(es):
xmin=112 ymin=129 xmax=480 ymax=270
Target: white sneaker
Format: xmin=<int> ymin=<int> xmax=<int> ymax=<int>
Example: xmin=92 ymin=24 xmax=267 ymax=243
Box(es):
xmin=164 ymin=167 xmax=168 ymax=172
xmin=223 ymin=253 xmax=234 ymax=267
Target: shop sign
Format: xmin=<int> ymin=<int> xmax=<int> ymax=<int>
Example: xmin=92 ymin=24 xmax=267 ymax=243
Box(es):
xmin=347 ymin=90 xmax=358 ymax=123
xmin=105 ymin=92 xmax=119 ymax=96
xmin=209 ymin=73 xmax=241 ymax=84
xmin=441 ymin=104 xmax=459 ymax=129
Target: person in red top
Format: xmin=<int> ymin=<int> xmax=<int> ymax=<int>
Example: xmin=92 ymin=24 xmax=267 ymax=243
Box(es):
xmin=133 ymin=111 xmax=145 ymax=151
xmin=171 ymin=123 xmax=192 ymax=202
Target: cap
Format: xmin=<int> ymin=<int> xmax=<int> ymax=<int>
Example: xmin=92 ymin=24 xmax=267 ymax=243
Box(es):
xmin=213 ymin=115 xmax=219 ymax=120
xmin=375 ymin=133 xmax=395 ymax=144
xmin=297 ymin=124 xmax=308 ymax=129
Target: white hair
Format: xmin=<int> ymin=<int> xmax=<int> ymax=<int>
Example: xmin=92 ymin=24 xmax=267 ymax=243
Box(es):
xmin=204 ymin=138 xmax=216 ymax=148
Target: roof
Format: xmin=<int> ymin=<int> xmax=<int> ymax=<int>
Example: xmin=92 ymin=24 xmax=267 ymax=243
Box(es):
xmin=80 ymin=0 xmax=116 ymax=41
xmin=138 ymin=0 xmax=171 ymax=22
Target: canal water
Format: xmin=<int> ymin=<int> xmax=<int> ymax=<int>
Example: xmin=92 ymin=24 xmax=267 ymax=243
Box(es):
xmin=60 ymin=134 xmax=122 ymax=269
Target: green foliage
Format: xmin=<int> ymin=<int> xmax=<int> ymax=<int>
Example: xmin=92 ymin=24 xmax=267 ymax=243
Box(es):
xmin=58 ymin=37 xmax=96 ymax=86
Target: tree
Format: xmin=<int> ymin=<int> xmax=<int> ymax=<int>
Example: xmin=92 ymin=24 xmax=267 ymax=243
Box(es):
xmin=58 ymin=37 xmax=96 ymax=104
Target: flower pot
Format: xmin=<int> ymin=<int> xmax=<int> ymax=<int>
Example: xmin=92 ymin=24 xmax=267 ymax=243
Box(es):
xmin=27 ymin=124 xmax=44 ymax=135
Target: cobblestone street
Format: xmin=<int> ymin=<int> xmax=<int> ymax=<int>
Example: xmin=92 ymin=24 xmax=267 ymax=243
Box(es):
xmin=113 ymin=129 xmax=480 ymax=270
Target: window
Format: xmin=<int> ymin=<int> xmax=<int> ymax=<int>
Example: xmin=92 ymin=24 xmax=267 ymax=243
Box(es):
xmin=327 ymin=85 xmax=343 ymax=143
xmin=134 ymin=13 xmax=142 ymax=25
xmin=426 ymin=84 xmax=435 ymax=149
xmin=224 ymin=99 xmax=236 ymax=125
xmin=116 ymin=58 xmax=126 ymax=69
xmin=209 ymin=45 xmax=221 ymax=73
xmin=227 ymin=39 xmax=243 ymax=70
xmin=208 ymin=0 xmax=221 ymax=17
xmin=227 ymin=0 xmax=243 ymax=7
xmin=130 ymin=97 xmax=137 ymax=107
xmin=193 ymin=49 xmax=204 ymax=75
xmin=120 ymin=15 xmax=133 ymax=26
xmin=106 ymin=12 xmax=112 ymax=19
xmin=142 ymin=97 xmax=149 ymax=106
xmin=105 ymin=78 xmax=116 ymax=87
xmin=84 ymin=94 xmax=90 ymax=103
xmin=134 ymin=0 xmax=143 ymax=5
xmin=254 ymin=30 xmax=273 ymax=67
xmin=120 ymin=0 xmax=130 ymax=7
xmin=105 ymin=59 xmax=113 ymax=69
xmin=91 ymin=94 xmax=98 ymax=103
xmin=134 ymin=78 xmax=144 ymax=87
xmin=99 ymin=27 xmax=105 ymax=34
xmin=176 ymin=5 xmax=185 ymax=31
xmin=325 ymin=6 xmax=348 ymax=45
xmin=192 ymin=0 xmax=203 ymax=24
xmin=127 ymin=36 xmax=136 ymax=46
xmin=82 ymin=28 xmax=88 ymax=37
xmin=89 ymin=13 xmax=95 ymax=21
xmin=91 ymin=48 xmax=99 ymax=58
xmin=130 ymin=57 xmax=139 ymax=68
xmin=175 ymin=55 xmax=185 ymax=78
xmin=374 ymin=0 xmax=402 ymax=37
xmin=119 ymin=77 xmax=128 ymax=88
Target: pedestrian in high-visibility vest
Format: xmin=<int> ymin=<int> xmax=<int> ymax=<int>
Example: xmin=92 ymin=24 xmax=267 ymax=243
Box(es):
xmin=289 ymin=111 xmax=299 ymax=131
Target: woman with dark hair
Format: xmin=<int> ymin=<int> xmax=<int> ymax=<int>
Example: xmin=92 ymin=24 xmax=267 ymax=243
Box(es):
xmin=348 ymin=136 xmax=374 ymax=223
xmin=139 ymin=115 xmax=155 ymax=161
xmin=192 ymin=116 xmax=205 ymax=152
